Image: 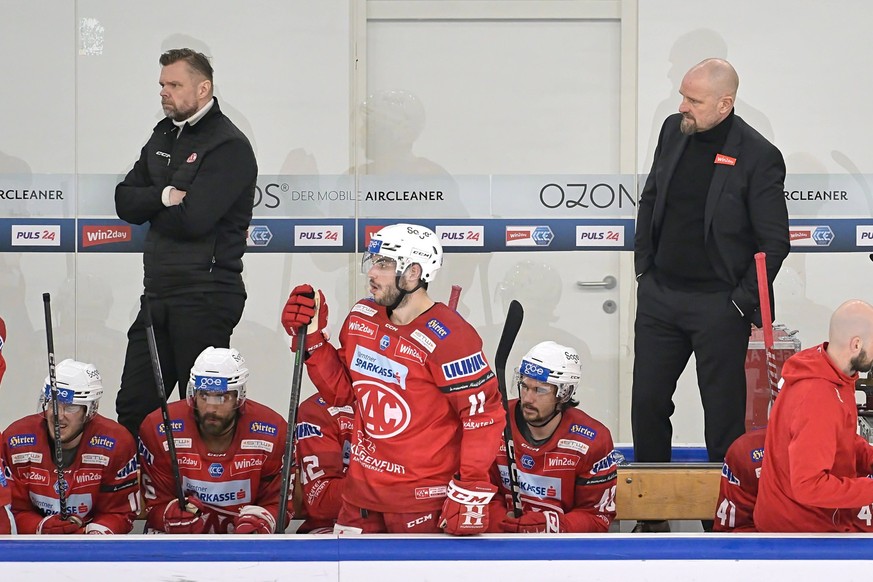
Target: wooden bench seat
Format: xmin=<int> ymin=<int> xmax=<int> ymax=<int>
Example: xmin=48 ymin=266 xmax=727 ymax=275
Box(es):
xmin=615 ymin=463 xmax=722 ymax=521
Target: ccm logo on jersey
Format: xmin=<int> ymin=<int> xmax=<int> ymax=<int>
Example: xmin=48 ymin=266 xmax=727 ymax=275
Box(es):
xmin=545 ymin=452 xmax=579 ymax=471
xmin=8 ymin=434 xmax=37 ymax=448
xmin=442 ymin=351 xmax=487 ymax=380
xmin=249 ymin=421 xmax=278 ymax=436
xmin=395 ymin=337 xmax=428 ymax=365
xmin=568 ymin=424 xmax=597 ymax=440
xmin=347 ymin=316 xmax=378 ymax=340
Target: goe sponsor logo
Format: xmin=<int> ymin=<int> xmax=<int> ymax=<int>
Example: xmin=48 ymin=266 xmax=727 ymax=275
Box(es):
xmin=520 ymin=359 xmax=549 ymax=382
xmin=195 ymin=375 xmax=228 ymax=391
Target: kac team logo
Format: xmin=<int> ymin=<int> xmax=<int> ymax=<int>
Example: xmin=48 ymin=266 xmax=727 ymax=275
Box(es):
xmin=356 ymin=380 xmax=411 ymax=439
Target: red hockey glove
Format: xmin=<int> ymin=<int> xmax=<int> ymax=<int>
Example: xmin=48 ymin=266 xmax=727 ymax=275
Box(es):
xmin=37 ymin=514 xmax=85 ymax=534
xmin=499 ymin=510 xmax=564 ymax=534
xmin=439 ymin=479 xmax=497 ymax=536
xmin=161 ymin=497 xmax=207 ymax=534
xmin=233 ymin=505 xmax=277 ymax=534
xmin=281 ymin=285 xmax=329 ymax=353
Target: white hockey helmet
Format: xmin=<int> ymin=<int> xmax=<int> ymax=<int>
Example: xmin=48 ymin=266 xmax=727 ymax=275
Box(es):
xmin=517 ymin=341 xmax=582 ymax=401
xmin=187 ymin=347 xmax=249 ymax=407
xmin=363 ymin=223 xmax=443 ymax=283
xmin=40 ymin=359 xmax=104 ymax=421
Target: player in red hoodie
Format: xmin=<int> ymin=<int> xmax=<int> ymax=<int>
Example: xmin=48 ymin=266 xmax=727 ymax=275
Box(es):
xmin=755 ymin=299 xmax=873 ymax=531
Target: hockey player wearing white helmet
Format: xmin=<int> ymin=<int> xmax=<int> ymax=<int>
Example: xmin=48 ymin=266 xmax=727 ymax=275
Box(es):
xmin=490 ymin=341 xmax=619 ymax=533
xmin=138 ymin=347 xmax=293 ymax=534
xmin=282 ymin=223 xmax=505 ymax=535
xmin=1 ymin=359 xmax=139 ymax=534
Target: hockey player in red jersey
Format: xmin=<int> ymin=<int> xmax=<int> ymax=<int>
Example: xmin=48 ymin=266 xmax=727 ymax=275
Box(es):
xmin=282 ymin=223 xmax=505 ymax=534
xmin=713 ymin=428 xmax=766 ymax=532
xmin=295 ymin=393 xmax=354 ymax=533
xmin=0 ymin=316 xmax=14 ymax=534
xmin=755 ymin=300 xmax=873 ymax=532
xmin=1 ymin=359 xmax=139 ymax=534
xmin=139 ymin=347 xmax=293 ymax=534
xmin=492 ymin=341 xmax=617 ymax=533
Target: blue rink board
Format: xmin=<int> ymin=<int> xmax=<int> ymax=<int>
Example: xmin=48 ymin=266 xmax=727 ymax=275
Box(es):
xmin=1 ymin=535 xmax=872 ymax=562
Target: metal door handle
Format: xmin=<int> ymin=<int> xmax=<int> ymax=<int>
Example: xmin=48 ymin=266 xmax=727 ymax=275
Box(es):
xmin=576 ymin=276 xmax=616 ymax=290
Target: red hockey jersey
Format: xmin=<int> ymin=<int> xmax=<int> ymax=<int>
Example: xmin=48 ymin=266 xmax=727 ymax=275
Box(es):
xmin=755 ymin=343 xmax=873 ymax=532
xmin=306 ymin=299 xmax=505 ymax=513
xmin=295 ymin=394 xmax=354 ymax=533
xmin=1 ymin=414 xmax=138 ymax=534
xmin=492 ymin=401 xmax=617 ymax=532
xmin=713 ymin=429 xmax=766 ymax=532
xmin=139 ymin=399 xmax=293 ymax=533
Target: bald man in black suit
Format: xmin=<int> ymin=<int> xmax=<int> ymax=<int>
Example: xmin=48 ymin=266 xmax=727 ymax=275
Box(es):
xmin=632 ymin=58 xmax=789 ymax=532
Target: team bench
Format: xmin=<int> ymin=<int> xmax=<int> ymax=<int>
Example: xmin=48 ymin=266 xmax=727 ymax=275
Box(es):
xmin=615 ymin=462 xmax=723 ymax=521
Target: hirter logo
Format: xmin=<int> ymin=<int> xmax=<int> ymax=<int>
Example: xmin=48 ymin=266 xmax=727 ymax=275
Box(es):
xmin=82 ymin=225 xmax=132 ymax=248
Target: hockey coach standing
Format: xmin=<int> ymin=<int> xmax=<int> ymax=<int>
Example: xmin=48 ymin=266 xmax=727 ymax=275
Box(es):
xmin=115 ymin=48 xmax=257 ymax=437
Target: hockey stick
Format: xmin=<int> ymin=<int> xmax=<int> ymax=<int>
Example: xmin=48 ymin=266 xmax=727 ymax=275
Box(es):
xmin=448 ymin=285 xmax=462 ymax=311
xmin=277 ymin=290 xmax=315 ymax=533
xmin=754 ymin=253 xmax=778 ymax=399
xmin=495 ymin=299 xmax=524 ymax=517
xmin=42 ymin=293 xmax=70 ymax=519
xmin=142 ymin=295 xmax=187 ymax=507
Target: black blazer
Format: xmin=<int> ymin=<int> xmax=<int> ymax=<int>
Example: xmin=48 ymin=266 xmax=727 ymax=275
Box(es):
xmin=635 ymin=112 xmax=790 ymax=322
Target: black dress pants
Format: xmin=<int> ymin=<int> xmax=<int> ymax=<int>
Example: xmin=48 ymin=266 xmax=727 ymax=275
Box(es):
xmin=631 ymin=271 xmax=750 ymax=463
xmin=116 ymin=292 xmax=245 ymax=436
